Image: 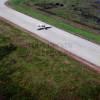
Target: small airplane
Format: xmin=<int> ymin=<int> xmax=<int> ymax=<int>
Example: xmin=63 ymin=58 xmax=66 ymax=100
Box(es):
xmin=37 ymin=24 xmax=52 ymax=30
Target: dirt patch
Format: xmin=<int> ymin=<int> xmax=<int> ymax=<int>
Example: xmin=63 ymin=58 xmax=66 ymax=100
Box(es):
xmin=35 ymin=3 xmax=64 ymax=9
xmin=0 ymin=43 xmax=17 ymax=60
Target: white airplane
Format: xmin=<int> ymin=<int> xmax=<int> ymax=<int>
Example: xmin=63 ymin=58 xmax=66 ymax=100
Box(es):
xmin=37 ymin=24 xmax=52 ymax=30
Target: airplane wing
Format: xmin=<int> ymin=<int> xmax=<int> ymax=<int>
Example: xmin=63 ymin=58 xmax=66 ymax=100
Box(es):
xmin=45 ymin=27 xmax=52 ymax=30
xmin=37 ymin=28 xmax=44 ymax=30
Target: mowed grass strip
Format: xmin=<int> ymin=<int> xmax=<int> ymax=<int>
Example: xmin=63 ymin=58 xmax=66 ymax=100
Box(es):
xmin=9 ymin=0 xmax=100 ymax=44
xmin=0 ymin=20 xmax=100 ymax=100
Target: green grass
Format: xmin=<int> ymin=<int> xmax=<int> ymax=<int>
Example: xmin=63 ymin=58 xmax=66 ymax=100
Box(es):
xmin=9 ymin=0 xmax=100 ymax=44
xmin=0 ymin=19 xmax=100 ymax=100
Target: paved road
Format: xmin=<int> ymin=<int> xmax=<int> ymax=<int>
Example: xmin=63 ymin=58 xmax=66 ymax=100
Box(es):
xmin=0 ymin=0 xmax=100 ymax=70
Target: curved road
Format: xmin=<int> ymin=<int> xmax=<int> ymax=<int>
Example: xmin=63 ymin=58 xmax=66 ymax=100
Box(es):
xmin=0 ymin=0 xmax=100 ymax=71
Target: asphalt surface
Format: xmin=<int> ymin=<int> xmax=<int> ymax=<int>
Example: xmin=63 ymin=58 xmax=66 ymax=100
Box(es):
xmin=0 ymin=0 xmax=100 ymax=69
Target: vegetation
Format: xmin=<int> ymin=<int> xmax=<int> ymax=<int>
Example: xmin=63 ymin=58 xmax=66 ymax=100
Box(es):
xmin=9 ymin=0 xmax=100 ymax=44
xmin=0 ymin=19 xmax=100 ymax=100
xmin=10 ymin=0 xmax=100 ymax=27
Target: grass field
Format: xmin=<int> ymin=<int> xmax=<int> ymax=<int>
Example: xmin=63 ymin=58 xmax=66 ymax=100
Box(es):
xmin=9 ymin=0 xmax=100 ymax=44
xmin=0 ymin=19 xmax=100 ymax=100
